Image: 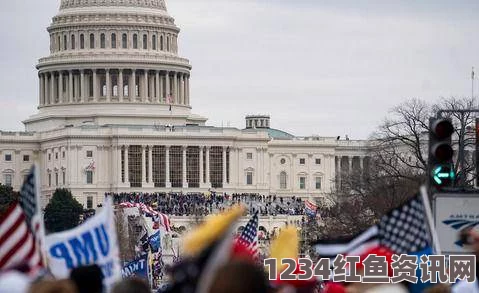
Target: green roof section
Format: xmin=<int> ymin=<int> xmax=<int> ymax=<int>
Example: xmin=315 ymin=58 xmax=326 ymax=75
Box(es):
xmin=266 ymin=128 xmax=295 ymax=140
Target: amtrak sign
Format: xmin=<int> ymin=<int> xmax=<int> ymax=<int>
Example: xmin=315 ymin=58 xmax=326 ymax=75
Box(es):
xmin=433 ymin=193 xmax=479 ymax=254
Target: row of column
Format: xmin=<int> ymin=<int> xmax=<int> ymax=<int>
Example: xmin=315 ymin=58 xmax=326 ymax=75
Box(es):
xmin=335 ymin=155 xmax=368 ymax=189
xmin=118 ymin=145 xmax=229 ymax=188
xmin=38 ymin=69 xmax=190 ymax=106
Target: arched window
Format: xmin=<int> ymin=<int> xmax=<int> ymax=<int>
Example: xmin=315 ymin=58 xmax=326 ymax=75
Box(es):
xmin=152 ymin=35 xmax=157 ymax=50
xmin=80 ymin=34 xmax=85 ymax=49
xmin=90 ymin=33 xmax=95 ymax=49
xmin=143 ymin=34 xmax=147 ymax=50
xmin=111 ymin=33 xmax=116 ymax=48
xmin=122 ymin=33 xmax=127 ymax=49
xmin=160 ymin=35 xmax=164 ymax=51
xmin=133 ymin=34 xmax=138 ymax=49
xmin=167 ymin=35 xmax=170 ymax=51
xmin=63 ymin=35 xmax=67 ymax=50
xmin=71 ymin=34 xmax=75 ymax=50
xmin=100 ymin=33 xmax=106 ymax=48
xmin=280 ymin=172 xmax=287 ymax=189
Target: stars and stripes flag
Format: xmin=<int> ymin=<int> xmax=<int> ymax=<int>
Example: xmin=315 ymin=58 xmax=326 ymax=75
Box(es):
xmin=304 ymin=199 xmax=318 ymax=217
xmin=236 ymin=211 xmax=259 ymax=259
xmin=1 ymin=164 xmax=44 ymax=273
xmin=313 ymin=194 xmax=432 ymax=260
xmin=119 ymin=202 xmax=171 ymax=232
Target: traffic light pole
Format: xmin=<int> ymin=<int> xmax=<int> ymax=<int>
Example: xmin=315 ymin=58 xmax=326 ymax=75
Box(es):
xmin=435 ymin=109 xmax=479 ymax=190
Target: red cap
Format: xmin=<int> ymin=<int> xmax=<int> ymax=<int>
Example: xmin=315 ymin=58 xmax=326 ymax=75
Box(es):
xmin=355 ymin=246 xmax=395 ymax=277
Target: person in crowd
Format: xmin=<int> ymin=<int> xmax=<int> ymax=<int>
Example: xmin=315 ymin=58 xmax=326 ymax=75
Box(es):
xmin=28 ymin=280 xmax=78 ymax=293
xmin=69 ymin=265 xmax=104 ymax=293
xmin=112 ymin=278 xmax=151 ymax=293
xmin=452 ymin=228 xmax=479 ymax=293
xmin=208 ymin=260 xmax=271 ymax=293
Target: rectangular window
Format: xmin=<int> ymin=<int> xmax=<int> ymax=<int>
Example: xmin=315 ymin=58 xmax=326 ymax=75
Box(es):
xmin=86 ymin=151 xmax=93 ymax=158
xmin=5 ymin=154 xmax=12 ymax=161
xmin=5 ymin=174 xmax=12 ymax=187
xmin=23 ymin=155 xmax=30 ymax=162
xmin=315 ymin=177 xmax=322 ymax=190
xmin=48 ymin=154 xmax=51 ymax=161
xmin=299 ymin=158 xmax=306 ymax=165
xmin=246 ymin=172 xmax=253 ymax=185
xmin=299 ymin=176 xmax=306 ymax=189
xmin=55 ymin=153 xmax=58 ymax=160
xmin=55 ymin=173 xmax=58 ymax=186
xmin=246 ymin=153 xmax=253 ymax=160
xmin=63 ymin=171 xmax=66 ymax=185
xmin=87 ymin=196 xmax=93 ymax=209
xmin=48 ymin=173 xmax=51 ymax=187
xmin=315 ymin=158 xmax=321 ymax=165
xmin=86 ymin=171 xmax=93 ymax=184
xmin=62 ymin=151 xmax=65 ymax=158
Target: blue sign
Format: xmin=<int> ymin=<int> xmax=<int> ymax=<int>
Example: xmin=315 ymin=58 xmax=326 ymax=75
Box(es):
xmin=121 ymin=254 xmax=148 ymax=280
xmin=149 ymin=231 xmax=161 ymax=252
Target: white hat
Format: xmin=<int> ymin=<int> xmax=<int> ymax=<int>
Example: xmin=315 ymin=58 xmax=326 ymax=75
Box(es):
xmin=0 ymin=271 xmax=31 ymax=293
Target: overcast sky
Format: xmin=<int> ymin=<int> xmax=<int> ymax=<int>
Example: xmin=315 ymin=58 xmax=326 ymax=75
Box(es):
xmin=1 ymin=0 xmax=479 ymax=139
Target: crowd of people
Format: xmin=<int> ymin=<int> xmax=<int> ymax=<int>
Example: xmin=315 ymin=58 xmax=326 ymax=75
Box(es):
xmin=1 ymin=217 xmax=476 ymax=293
xmin=107 ymin=192 xmax=306 ymax=217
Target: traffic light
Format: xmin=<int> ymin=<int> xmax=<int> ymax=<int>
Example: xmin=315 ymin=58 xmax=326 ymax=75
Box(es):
xmin=428 ymin=118 xmax=455 ymax=188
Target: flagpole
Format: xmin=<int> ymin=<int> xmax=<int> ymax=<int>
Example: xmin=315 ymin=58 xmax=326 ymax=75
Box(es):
xmin=420 ymin=185 xmax=442 ymax=254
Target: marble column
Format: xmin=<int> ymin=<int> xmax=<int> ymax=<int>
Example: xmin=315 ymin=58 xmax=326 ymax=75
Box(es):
xmin=179 ymin=73 xmax=184 ymax=104
xmin=173 ymin=72 xmax=178 ymax=103
xmin=165 ymin=146 xmax=171 ymax=188
xmin=155 ymin=71 xmax=160 ymax=103
xmin=44 ymin=73 xmax=50 ymax=105
xmin=165 ymin=71 xmax=170 ymax=100
xmin=68 ymin=71 xmax=73 ymax=103
xmin=58 ymin=72 xmax=63 ymax=104
xmin=148 ymin=145 xmax=153 ymax=184
xmin=74 ymin=73 xmax=80 ymax=100
xmin=80 ymin=70 xmax=85 ymax=102
xmin=106 ymin=69 xmax=111 ymax=101
xmin=205 ymin=147 xmax=211 ymax=187
xmin=130 ymin=70 xmax=136 ymax=100
xmin=50 ymin=72 xmax=55 ymax=104
xmin=118 ymin=146 xmax=122 ymax=184
xmin=142 ymin=70 xmax=148 ymax=102
xmin=182 ymin=146 xmax=188 ymax=188
xmin=118 ymin=70 xmax=124 ymax=102
xmin=39 ymin=74 xmax=44 ymax=106
xmin=125 ymin=145 xmax=129 ymax=185
xmin=93 ymin=69 xmax=98 ymax=101
xmin=199 ymin=146 xmax=204 ymax=184
xmin=222 ymin=147 xmax=227 ymax=187
xmin=141 ymin=145 xmax=146 ymax=186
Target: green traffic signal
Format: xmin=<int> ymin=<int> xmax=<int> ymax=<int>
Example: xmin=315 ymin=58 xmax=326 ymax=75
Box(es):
xmin=432 ymin=165 xmax=455 ymax=185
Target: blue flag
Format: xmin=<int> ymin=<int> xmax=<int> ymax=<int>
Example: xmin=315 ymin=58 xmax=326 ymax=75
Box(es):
xmin=149 ymin=231 xmax=161 ymax=253
xmin=121 ymin=254 xmax=148 ymax=280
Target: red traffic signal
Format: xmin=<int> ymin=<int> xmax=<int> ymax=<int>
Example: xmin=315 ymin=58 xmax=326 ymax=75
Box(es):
xmin=431 ymin=119 xmax=454 ymax=139
xmin=430 ymin=143 xmax=453 ymax=162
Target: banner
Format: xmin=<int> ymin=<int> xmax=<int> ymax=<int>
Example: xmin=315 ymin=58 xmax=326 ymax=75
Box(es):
xmin=44 ymin=197 xmax=121 ymax=290
xmin=121 ymin=254 xmax=148 ymax=280
xmin=149 ymin=231 xmax=161 ymax=253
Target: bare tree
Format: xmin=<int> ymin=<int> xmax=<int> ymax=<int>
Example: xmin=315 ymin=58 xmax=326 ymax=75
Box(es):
xmin=317 ymin=97 xmax=477 ymax=241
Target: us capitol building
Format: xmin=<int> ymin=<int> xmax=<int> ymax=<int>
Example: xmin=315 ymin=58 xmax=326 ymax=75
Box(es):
xmin=0 ymin=0 xmax=370 ymax=210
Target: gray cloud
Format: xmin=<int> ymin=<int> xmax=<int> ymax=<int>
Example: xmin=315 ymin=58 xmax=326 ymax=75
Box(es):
xmin=1 ymin=0 xmax=478 ymax=139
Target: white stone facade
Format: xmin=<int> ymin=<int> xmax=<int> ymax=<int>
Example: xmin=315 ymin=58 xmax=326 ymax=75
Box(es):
xmin=0 ymin=0 xmax=371 ymax=209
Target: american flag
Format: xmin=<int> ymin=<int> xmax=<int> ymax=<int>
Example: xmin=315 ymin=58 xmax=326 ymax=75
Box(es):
xmin=0 ymin=165 xmax=44 ymax=273
xmin=237 ymin=211 xmax=259 ymax=259
xmin=314 ymin=194 xmax=431 ymax=260
xmin=304 ymin=199 xmax=318 ymax=217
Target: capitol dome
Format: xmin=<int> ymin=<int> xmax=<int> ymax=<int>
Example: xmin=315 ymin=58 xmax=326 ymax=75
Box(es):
xmin=24 ymin=0 xmax=206 ymax=132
